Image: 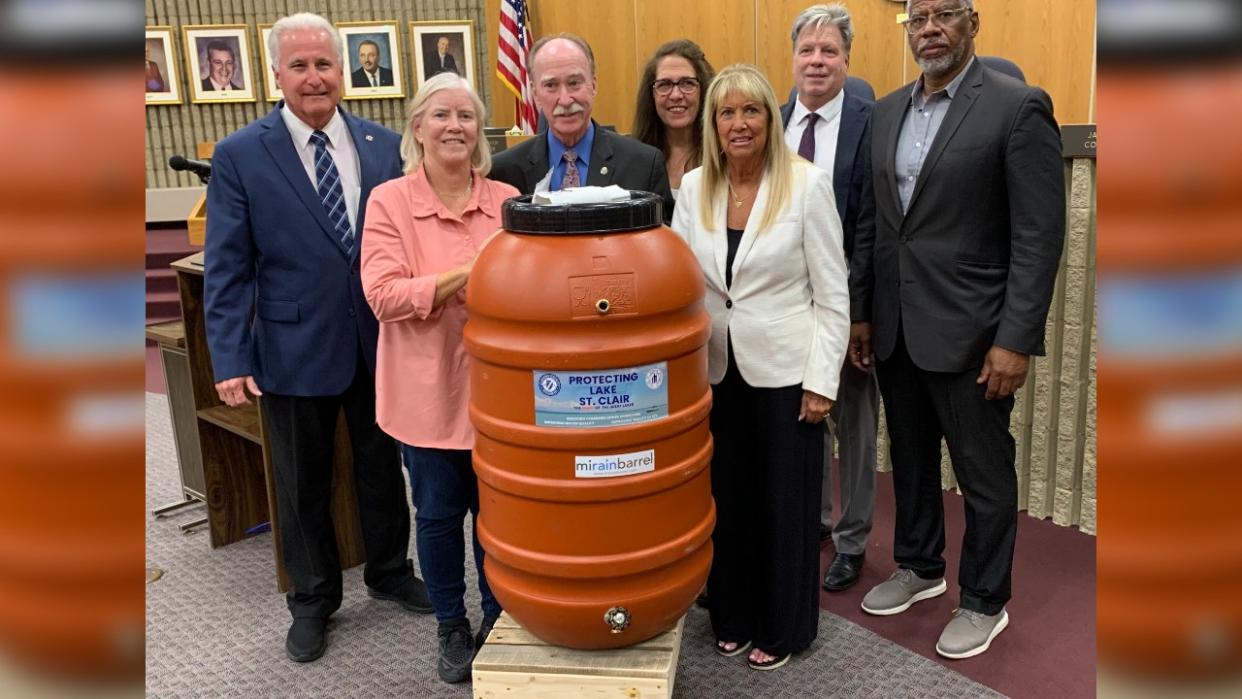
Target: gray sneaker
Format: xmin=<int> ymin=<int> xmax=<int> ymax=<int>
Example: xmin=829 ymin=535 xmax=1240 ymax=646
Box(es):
xmin=935 ymin=608 xmax=1009 ymax=659
xmin=860 ymin=568 xmax=947 ymax=615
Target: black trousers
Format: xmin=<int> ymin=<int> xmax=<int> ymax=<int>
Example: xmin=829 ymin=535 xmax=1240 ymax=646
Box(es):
xmin=876 ymin=329 xmax=1018 ymax=615
xmin=707 ymin=350 xmax=823 ymax=657
xmin=261 ymin=360 xmax=412 ymax=619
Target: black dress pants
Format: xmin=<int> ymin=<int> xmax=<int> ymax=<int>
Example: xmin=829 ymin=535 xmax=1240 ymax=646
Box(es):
xmin=707 ymin=350 xmax=823 ymax=657
xmin=876 ymin=329 xmax=1018 ymax=615
xmin=260 ymin=360 xmax=412 ymax=619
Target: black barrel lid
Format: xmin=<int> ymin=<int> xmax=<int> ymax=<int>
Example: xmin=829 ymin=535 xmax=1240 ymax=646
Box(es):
xmin=501 ymin=191 xmax=663 ymax=235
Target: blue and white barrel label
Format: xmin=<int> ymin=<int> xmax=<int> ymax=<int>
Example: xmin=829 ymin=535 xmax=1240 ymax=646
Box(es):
xmin=532 ymin=361 xmax=669 ymax=428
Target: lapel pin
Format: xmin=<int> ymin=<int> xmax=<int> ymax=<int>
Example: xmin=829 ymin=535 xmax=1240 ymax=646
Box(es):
xmin=600 ymin=166 xmax=608 ymax=175
xmin=365 ymin=134 xmax=374 ymax=142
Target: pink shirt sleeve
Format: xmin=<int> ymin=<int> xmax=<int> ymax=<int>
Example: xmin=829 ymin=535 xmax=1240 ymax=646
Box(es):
xmin=361 ymin=180 xmax=440 ymax=322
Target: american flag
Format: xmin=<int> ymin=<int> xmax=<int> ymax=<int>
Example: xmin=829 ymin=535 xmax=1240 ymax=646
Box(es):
xmin=497 ymin=0 xmax=538 ymax=134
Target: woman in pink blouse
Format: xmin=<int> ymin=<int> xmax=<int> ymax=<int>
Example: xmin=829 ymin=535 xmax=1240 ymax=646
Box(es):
xmin=360 ymin=72 xmax=519 ymax=684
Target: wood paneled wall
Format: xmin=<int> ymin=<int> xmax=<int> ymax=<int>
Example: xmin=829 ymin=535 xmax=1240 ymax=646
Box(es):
xmin=485 ymin=0 xmax=1095 ymax=134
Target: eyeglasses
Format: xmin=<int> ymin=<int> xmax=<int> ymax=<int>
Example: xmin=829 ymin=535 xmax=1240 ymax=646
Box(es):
xmin=652 ymin=78 xmax=700 ymax=96
xmin=900 ymin=7 xmax=971 ymax=35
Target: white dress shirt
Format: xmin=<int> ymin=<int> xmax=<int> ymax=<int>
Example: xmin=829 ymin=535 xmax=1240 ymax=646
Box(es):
xmin=280 ymin=105 xmax=361 ymax=232
xmin=784 ymin=89 xmax=845 ymax=172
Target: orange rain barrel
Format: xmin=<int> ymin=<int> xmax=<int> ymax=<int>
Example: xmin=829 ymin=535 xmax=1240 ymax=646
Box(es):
xmin=465 ymin=192 xmax=714 ymax=649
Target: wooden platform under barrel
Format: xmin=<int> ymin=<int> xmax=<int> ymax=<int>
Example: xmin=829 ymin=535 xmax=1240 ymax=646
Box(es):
xmin=472 ymin=612 xmax=685 ymax=698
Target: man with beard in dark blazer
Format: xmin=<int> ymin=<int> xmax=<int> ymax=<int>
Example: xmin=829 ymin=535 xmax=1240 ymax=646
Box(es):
xmin=850 ymin=0 xmax=1064 ymax=659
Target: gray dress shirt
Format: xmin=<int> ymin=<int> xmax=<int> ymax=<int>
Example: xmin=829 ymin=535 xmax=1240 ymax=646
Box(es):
xmin=895 ymin=57 xmax=976 ymax=212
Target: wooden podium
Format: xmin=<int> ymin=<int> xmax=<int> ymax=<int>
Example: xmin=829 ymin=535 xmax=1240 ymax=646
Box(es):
xmin=171 ymin=251 xmax=367 ymax=591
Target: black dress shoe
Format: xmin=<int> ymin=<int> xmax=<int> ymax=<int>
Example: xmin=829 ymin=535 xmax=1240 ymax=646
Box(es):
xmin=822 ymin=552 xmax=865 ymax=592
xmin=286 ymin=617 xmax=327 ymax=662
xmin=367 ymin=572 xmax=433 ymax=614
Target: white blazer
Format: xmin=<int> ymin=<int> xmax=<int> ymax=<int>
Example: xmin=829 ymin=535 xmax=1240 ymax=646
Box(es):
xmin=671 ymin=161 xmax=850 ymax=400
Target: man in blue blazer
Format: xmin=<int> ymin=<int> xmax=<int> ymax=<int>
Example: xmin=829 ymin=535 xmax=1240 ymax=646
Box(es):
xmin=204 ymin=12 xmax=430 ymax=663
xmin=779 ymin=4 xmax=879 ymax=595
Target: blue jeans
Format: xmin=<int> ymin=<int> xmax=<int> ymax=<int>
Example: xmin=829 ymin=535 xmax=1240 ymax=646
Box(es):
xmin=399 ymin=444 xmax=501 ymax=623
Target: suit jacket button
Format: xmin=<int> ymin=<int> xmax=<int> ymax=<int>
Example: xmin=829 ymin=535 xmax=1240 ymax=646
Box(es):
xmin=725 ymin=300 xmax=733 ymax=309
xmin=348 ymin=308 xmax=357 ymax=317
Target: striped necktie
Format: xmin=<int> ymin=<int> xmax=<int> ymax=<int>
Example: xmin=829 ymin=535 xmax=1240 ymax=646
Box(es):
xmin=309 ymin=130 xmax=354 ymax=257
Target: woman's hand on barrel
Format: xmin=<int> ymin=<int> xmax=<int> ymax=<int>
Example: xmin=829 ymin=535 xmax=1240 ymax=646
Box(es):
xmin=464 ymin=229 xmax=504 ymax=272
xmin=798 ymin=390 xmax=832 ymax=424
xmin=430 ymin=232 xmax=505 ymax=308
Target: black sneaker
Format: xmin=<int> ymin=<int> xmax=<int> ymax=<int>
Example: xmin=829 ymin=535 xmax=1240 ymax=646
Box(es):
xmin=366 ymin=561 xmax=433 ymax=614
xmin=285 ymin=617 xmax=327 ymax=663
xmin=437 ymin=618 xmax=475 ymax=684
xmin=475 ymin=613 xmax=499 ymax=650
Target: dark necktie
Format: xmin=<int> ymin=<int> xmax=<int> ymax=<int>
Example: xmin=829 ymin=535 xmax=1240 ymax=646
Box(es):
xmin=562 ymin=149 xmax=581 ymax=189
xmin=309 ymin=130 xmax=354 ymax=257
xmin=798 ymin=112 xmax=820 ymax=163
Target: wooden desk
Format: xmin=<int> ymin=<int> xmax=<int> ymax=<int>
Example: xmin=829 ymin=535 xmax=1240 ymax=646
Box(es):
xmin=171 ymin=252 xmax=367 ymax=591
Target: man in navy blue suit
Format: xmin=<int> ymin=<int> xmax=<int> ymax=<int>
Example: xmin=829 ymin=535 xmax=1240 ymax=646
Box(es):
xmin=204 ymin=12 xmax=430 ymax=663
xmin=779 ymin=3 xmax=879 ymax=595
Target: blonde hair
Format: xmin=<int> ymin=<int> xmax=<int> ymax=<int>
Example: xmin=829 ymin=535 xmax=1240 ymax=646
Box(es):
xmin=399 ymin=72 xmax=492 ymax=175
xmin=699 ymin=64 xmax=793 ymax=235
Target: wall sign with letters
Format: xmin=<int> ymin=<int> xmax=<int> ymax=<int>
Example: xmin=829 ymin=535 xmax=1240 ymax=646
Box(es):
xmin=1061 ymin=124 xmax=1097 ymax=159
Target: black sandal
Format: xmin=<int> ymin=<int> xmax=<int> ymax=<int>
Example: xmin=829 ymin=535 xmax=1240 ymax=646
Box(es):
xmin=715 ymin=639 xmax=752 ymax=657
xmin=747 ymin=650 xmax=791 ymax=671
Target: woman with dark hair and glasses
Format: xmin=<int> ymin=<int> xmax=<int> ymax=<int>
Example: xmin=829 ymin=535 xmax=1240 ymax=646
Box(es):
xmin=632 ymin=39 xmax=715 ymax=210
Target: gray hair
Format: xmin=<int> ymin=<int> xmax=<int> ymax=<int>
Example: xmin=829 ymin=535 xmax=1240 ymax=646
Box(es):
xmin=267 ymin=12 xmax=344 ymax=71
xmin=906 ymin=0 xmax=974 ymax=13
xmin=790 ymin=4 xmax=854 ymax=55
xmin=399 ymin=72 xmax=492 ymax=176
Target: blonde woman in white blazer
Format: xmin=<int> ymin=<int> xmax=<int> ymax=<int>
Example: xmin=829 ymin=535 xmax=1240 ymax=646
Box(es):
xmin=671 ymin=64 xmax=849 ymax=671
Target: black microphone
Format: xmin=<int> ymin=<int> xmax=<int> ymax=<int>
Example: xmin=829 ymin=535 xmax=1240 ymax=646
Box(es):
xmin=169 ymin=154 xmax=212 ymax=182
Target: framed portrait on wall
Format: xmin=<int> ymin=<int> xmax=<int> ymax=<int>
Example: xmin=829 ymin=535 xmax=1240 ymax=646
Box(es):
xmin=145 ymin=26 xmax=181 ymax=105
xmin=340 ymin=21 xmax=405 ymax=100
xmin=183 ymin=24 xmax=256 ymax=104
xmin=409 ymin=20 xmax=476 ymax=92
xmin=256 ymin=24 xmax=281 ymax=102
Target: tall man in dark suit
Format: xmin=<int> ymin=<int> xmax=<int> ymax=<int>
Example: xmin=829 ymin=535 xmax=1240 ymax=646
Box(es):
xmin=489 ymin=33 xmax=673 ymax=221
xmin=422 ymin=36 xmax=459 ymax=80
xmin=851 ymin=0 xmax=1063 ymax=658
xmin=779 ymin=3 xmax=878 ymax=595
xmin=204 ymin=12 xmax=430 ymax=664
xmin=350 ymin=39 xmax=394 ymax=87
